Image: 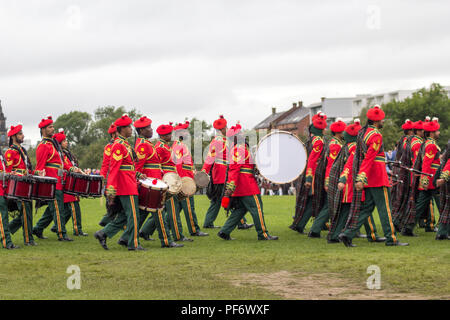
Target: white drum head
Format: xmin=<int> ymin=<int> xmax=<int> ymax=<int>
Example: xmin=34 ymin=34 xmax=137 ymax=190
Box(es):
xmin=140 ymin=178 xmax=168 ymax=190
xmin=255 ymin=131 xmax=307 ymax=184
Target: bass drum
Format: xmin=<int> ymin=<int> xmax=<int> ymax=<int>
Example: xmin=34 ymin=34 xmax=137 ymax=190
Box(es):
xmin=254 ymin=131 xmax=307 ymax=184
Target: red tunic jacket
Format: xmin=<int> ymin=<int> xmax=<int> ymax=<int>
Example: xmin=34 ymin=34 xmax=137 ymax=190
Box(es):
xmin=106 ymin=135 xmax=139 ymax=196
xmin=440 ymin=159 xmax=450 ymax=181
xmin=135 ymin=138 xmax=162 ymax=179
xmin=339 ymin=142 xmax=358 ymax=203
xmin=202 ymin=135 xmax=228 ymax=184
xmin=226 ymin=144 xmax=260 ymax=197
xmin=155 ymin=139 xmax=177 ymax=175
xmin=34 ymin=138 xmax=66 ymax=191
xmin=0 ymin=159 xmax=6 ymax=196
xmin=100 ymin=139 xmax=115 ymax=178
xmin=324 ymin=137 xmax=344 ymax=187
xmin=62 ymin=153 xmax=80 ymax=203
xmin=172 ymin=140 xmax=194 ymax=178
xmin=4 ymin=144 xmax=32 ymax=175
xmin=356 ymin=126 xmax=390 ymax=188
xmin=410 ymin=136 xmax=424 ymax=166
xmin=419 ymin=138 xmax=441 ymax=190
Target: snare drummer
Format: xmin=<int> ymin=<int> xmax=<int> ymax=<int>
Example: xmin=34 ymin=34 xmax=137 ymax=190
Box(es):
xmin=119 ymin=116 xmax=182 ymax=248
xmin=4 ymin=124 xmax=36 ymax=246
xmin=172 ymin=121 xmax=208 ymax=237
xmin=0 ymin=156 xmax=18 ymax=249
xmin=32 ymin=116 xmax=74 ymax=242
xmin=98 ymin=123 xmax=119 ymax=227
xmin=51 ymin=130 xmax=88 ymax=237
xmin=140 ymin=123 xmax=193 ymax=243
xmin=94 ymin=114 xmax=147 ymax=251
xmin=218 ymin=123 xmax=278 ymax=241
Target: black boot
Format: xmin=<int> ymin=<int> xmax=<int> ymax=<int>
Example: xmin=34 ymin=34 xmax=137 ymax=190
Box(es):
xmin=338 ymin=233 xmax=356 ymax=247
xmin=217 ymin=231 xmax=234 ymax=240
xmin=94 ymin=230 xmax=109 ymax=250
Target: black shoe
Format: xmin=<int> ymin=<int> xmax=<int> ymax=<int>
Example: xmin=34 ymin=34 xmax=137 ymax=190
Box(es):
xmin=32 ymin=229 xmax=48 ymax=239
xmin=308 ymin=231 xmax=321 ymax=238
xmin=401 ymin=229 xmax=417 ymax=237
xmin=6 ymin=244 xmax=20 ymax=250
xmin=58 ymin=237 xmax=74 ymax=242
xmin=289 ymin=225 xmax=305 ymax=234
xmin=24 ymin=241 xmax=38 ymax=246
xmin=217 ymin=231 xmax=234 ymax=240
xmin=128 ymin=246 xmax=147 ymax=251
xmin=139 ymin=231 xmax=154 ymax=241
xmin=179 ymin=237 xmax=193 ymax=242
xmin=50 ymin=227 xmax=57 ymax=233
xmin=435 ymin=234 xmax=450 ymax=240
xmin=338 ymin=233 xmax=356 ymax=247
xmin=94 ymin=230 xmax=109 ymax=250
xmin=117 ymin=238 xmax=127 ymax=247
xmin=75 ymin=232 xmax=89 ymax=237
xmin=204 ymin=225 xmax=221 ymax=229
xmin=192 ymin=231 xmax=209 ymax=236
xmin=386 ymin=242 xmax=409 ymax=246
xmin=259 ymin=235 xmax=279 ymax=240
xmin=162 ymin=242 xmax=184 ymax=248
xmin=425 ymin=227 xmax=438 ymax=232
xmin=327 ymin=239 xmax=340 ymax=244
xmin=99 ymin=221 xmax=107 ymax=227
xmin=238 ymin=223 xmax=255 ymax=230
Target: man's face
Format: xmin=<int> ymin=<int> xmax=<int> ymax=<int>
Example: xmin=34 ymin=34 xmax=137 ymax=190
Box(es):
xmin=61 ymin=139 xmax=69 ymax=149
xmin=376 ymin=120 xmax=384 ymax=129
xmin=120 ymin=125 xmax=133 ymax=138
xmin=43 ymin=124 xmax=55 ymax=137
xmin=417 ymin=129 xmax=424 ymax=138
xmin=161 ymin=133 xmax=172 ymax=142
xmin=141 ymin=125 xmax=153 ymax=139
xmin=15 ymin=131 xmax=24 ymax=144
xmin=220 ymin=127 xmax=227 ymax=136
xmin=433 ymin=130 xmax=440 ymax=140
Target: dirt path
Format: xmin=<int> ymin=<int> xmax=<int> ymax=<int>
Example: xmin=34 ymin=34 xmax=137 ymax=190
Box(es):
xmin=228 ymin=270 xmax=449 ymax=300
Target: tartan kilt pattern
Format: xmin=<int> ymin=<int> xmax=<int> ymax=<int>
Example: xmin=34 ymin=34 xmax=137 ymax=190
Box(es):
xmin=327 ymin=144 xmax=349 ymax=233
xmin=292 ymin=136 xmax=313 ymax=225
xmin=345 ymin=125 xmax=370 ymax=230
xmin=392 ymin=136 xmax=414 ymax=224
xmin=438 ymin=147 xmax=450 ymax=225
xmin=400 ymin=143 xmax=426 ymax=228
xmin=312 ymin=142 xmax=328 ymax=218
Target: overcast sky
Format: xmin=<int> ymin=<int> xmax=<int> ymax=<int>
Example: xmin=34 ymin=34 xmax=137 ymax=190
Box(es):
xmin=1 ymin=0 xmax=449 ymax=143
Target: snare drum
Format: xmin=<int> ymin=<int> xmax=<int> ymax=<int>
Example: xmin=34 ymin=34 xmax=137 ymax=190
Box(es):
xmin=31 ymin=176 xmax=57 ymax=201
xmin=177 ymin=177 xmax=197 ymax=201
xmin=64 ymin=172 xmax=90 ymax=196
xmin=88 ymin=175 xmax=103 ymax=198
xmin=162 ymin=172 xmax=182 ymax=196
xmin=194 ymin=171 xmax=210 ymax=189
xmin=138 ymin=178 xmax=168 ymax=212
xmin=6 ymin=174 xmax=33 ymax=200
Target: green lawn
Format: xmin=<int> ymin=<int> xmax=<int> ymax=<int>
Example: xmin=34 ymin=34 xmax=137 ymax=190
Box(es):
xmin=0 ymin=195 xmax=448 ymax=300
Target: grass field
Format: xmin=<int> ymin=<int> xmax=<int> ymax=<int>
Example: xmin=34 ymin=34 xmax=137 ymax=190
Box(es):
xmin=0 ymin=195 xmax=449 ymax=300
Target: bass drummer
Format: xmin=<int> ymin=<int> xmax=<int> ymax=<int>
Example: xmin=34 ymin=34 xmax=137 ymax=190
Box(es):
xmin=4 ymin=123 xmax=31 ymax=248
xmin=118 ymin=116 xmax=182 ymax=249
xmin=172 ymin=121 xmax=209 ymax=237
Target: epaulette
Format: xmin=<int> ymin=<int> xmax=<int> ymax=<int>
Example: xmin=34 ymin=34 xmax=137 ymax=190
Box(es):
xmin=312 ymin=136 xmax=323 ymax=145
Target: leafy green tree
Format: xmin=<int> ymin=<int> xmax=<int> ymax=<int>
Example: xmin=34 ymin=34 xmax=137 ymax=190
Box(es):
xmin=53 ymin=111 xmax=92 ymax=146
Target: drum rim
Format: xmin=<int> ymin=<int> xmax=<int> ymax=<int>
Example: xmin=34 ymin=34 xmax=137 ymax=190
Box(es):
xmin=32 ymin=176 xmax=58 ymax=182
xmin=254 ymin=130 xmax=307 ymax=184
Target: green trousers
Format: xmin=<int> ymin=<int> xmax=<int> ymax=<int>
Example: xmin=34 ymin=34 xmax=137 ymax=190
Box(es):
xmin=8 ymin=200 xmax=34 ymax=244
xmin=310 ymin=193 xmax=329 ymax=234
xmin=220 ymin=194 xmax=272 ymax=240
xmin=343 ymin=187 xmax=398 ymax=245
xmin=102 ymin=195 xmax=140 ymax=249
xmin=328 ymin=203 xmax=380 ymax=241
xmin=418 ymin=200 xmax=438 ymax=230
xmin=0 ymin=196 xmax=13 ymax=248
xmin=33 ymin=190 xmax=67 ymax=239
xmin=405 ymin=190 xmax=440 ymax=233
xmin=165 ymin=196 xmax=185 ymax=241
xmin=180 ymin=196 xmax=202 ymax=235
xmin=203 ymin=192 xmax=223 ymax=228
xmin=437 ymin=222 xmax=449 ymax=237
xmin=51 ymin=201 xmax=84 ymax=235
xmin=124 ymin=208 xmax=173 ymax=247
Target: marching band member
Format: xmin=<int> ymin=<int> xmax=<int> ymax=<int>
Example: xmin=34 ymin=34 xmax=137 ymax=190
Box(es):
xmin=218 ymin=123 xmax=278 ymax=240
xmin=94 ymin=114 xmax=146 ymax=251
xmin=339 ymin=106 xmax=408 ymax=247
xmin=308 ymin=118 xmax=346 ymax=238
xmin=119 ymin=116 xmax=182 ymax=248
xmin=402 ymin=118 xmax=441 ymax=237
xmin=32 ymin=116 xmax=75 ymax=242
xmin=50 ymin=130 xmax=87 ymax=236
xmin=172 ymin=121 xmax=209 ymax=237
xmin=5 ymin=124 xmax=36 ymax=246
xmin=435 ymin=152 xmax=450 ymax=240
xmin=98 ymin=123 xmax=119 ymax=227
